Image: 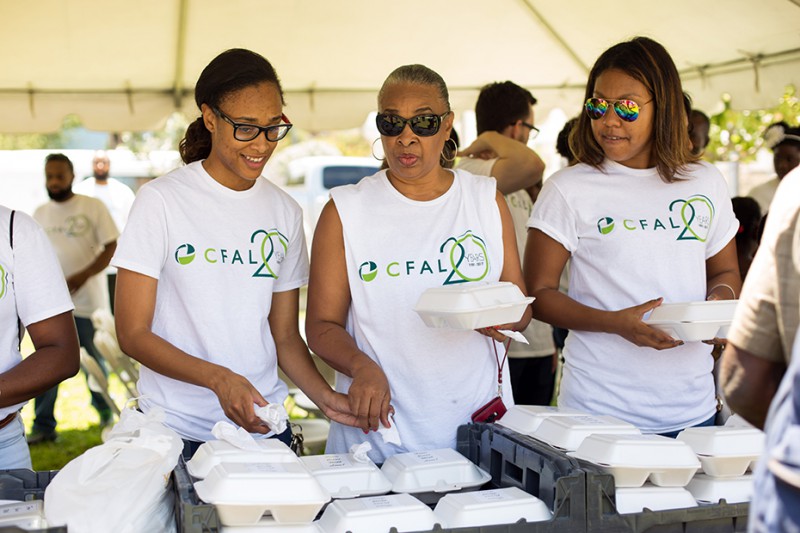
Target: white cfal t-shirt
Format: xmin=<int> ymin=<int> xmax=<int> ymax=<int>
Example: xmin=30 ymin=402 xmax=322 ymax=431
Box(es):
xmin=111 ymin=161 xmax=309 ymax=442
xmin=0 ymin=207 xmax=73 ymax=421
xmin=33 ymin=194 xmax=119 ymax=318
xmin=528 ymin=160 xmax=738 ymax=434
xmin=73 ymin=177 xmax=136 ymax=232
xmin=456 ymin=156 xmax=555 ymax=358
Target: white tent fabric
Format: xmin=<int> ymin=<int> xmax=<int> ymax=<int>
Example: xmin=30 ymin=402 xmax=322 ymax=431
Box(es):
xmin=1 ymin=0 xmax=799 ymax=133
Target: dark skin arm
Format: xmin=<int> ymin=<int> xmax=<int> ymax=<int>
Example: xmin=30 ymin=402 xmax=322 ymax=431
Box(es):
xmin=721 ymin=343 xmax=786 ymax=429
xmin=0 ymin=311 xmax=80 ymax=407
xmin=66 ymin=240 xmax=117 ymax=294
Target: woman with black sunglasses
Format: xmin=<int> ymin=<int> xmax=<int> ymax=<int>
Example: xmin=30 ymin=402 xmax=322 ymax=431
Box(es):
xmin=524 ymin=37 xmax=740 ymax=437
xmin=306 ymin=64 xmax=530 ymax=463
xmin=112 ymin=48 xmax=356 ymax=458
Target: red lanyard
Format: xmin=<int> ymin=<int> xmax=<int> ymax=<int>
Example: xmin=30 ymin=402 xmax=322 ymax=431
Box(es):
xmin=492 ymin=338 xmax=511 ymax=397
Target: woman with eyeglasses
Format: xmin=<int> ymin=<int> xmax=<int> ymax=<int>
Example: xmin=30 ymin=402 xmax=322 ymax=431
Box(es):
xmin=112 ymin=48 xmax=356 ymax=457
xmin=306 ymin=64 xmax=530 ymax=463
xmin=524 ymin=37 xmax=740 ymax=438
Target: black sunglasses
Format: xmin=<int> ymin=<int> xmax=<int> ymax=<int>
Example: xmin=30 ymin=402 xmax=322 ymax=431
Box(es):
xmin=376 ymin=111 xmax=451 ymax=137
xmin=213 ymin=107 xmax=293 ymax=142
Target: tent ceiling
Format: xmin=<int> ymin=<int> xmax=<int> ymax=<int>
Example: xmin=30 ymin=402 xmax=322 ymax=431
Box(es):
xmin=1 ymin=0 xmax=799 ymax=133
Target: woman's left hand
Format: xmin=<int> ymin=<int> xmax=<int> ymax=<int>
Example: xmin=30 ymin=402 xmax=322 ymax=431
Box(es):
xmin=476 ymin=325 xmax=510 ymax=343
xmin=317 ymin=389 xmax=360 ymax=428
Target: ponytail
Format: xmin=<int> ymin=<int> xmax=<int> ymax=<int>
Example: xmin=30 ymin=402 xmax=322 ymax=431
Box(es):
xmin=179 ymin=117 xmax=212 ymax=164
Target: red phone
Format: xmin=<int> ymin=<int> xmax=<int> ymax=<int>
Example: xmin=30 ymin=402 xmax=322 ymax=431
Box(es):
xmin=471 ymin=396 xmax=508 ymax=423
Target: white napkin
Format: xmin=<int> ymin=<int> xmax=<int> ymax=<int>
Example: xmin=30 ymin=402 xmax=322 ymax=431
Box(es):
xmin=254 ymin=403 xmax=289 ymax=435
xmin=211 ymin=421 xmax=262 ymax=451
xmin=377 ymin=413 xmax=401 ymax=446
xmin=498 ymin=329 xmax=529 ymax=344
xmin=349 ymin=442 xmax=373 ymax=463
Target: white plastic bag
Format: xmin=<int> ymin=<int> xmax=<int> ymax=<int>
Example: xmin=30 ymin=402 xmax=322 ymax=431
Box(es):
xmin=44 ymin=406 xmax=183 ymax=533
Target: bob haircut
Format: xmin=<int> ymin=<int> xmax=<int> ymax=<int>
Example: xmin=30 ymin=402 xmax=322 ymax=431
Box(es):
xmin=570 ymin=36 xmax=699 ymax=182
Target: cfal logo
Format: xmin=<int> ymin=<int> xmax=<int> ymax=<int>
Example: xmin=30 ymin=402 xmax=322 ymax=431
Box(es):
xmin=359 ymin=261 xmax=378 ymax=282
xmin=597 ymin=217 xmax=615 ymax=235
xmin=175 ymin=243 xmax=196 ymax=265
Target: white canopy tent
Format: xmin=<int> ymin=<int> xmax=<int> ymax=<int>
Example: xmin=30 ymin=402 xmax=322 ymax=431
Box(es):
xmin=1 ymin=0 xmax=799 ymax=134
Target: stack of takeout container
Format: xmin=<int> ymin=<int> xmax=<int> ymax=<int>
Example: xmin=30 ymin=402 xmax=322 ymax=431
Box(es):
xmin=298 ymin=453 xmax=392 ymax=499
xmin=644 ymin=300 xmax=738 ymax=342
xmin=677 ymin=426 xmax=764 ymax=504
xmin=497 ymin=405 xmax=587 ymax=436
xmin=414 ymin=282 xmax=534 ymax=330
xmin=531 ymin=414 xmax=641 ymax=452
xmin=432 ymin=486 xmax=552 ymax=528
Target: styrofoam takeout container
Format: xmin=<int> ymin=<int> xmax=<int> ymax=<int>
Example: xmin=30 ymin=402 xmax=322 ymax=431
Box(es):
xmin=497 ymin=405 xmax=587 ymax=435
xmin=433 ymin=486 xmax=551 ymax=528
xmin=315 ymin=493 xmax=438 ymax=533
xmin=380 ymin=448 xmax=491 ymax=495
xmin=568 ymin=433 xmax=700 ymax=487
xmin=193 ymin=462 xmax=330 ymax=525
xmin=299 ymin=453 xmax=392 ymax=499
xmin=614 ymin=484 xmax=698 ymax=514
xmin=221 ymin=518 xmax=322 ymax=532
xmin=645 ymin=301 xmax=737 ymax=341
xmin=532 ymin=415 xmax=640 ymax=452
xmin=685 ymin=473 xmax=754 ymax=503
xmin=414 ymin=282 xmax=534 ymax=330
xmin=677 ymin=427 xmax=764 ymax=477
xmin=187 ymin=438 xmax=299 ymax=479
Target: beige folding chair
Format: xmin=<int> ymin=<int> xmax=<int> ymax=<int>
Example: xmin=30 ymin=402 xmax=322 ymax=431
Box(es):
xmin=93 ymin=329 xmax=139 ymax=399
xmin=80 ymin=348 xmax=121 ymax=418
xmin=91 ymin=308 xmax=118 ymax=344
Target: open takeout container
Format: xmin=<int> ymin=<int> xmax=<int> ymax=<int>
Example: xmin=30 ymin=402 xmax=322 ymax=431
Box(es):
xmin=568 ymin=433 xmax=700 ymax=487
xmin=315 ymin=493 xmax=438 ymax=533
xmin=299 ymin=453 xmax=392 ymax=499
xmin=531 ymin=414 xmax=640 ymax=452
xmin=497 ymin=405 xmax=587 ymax=435
xmin=677 ymin=426 xmax=764 ymax=477
xmin=614 ymin=484 xmax=698 ymax=514
xmin=193 ymin=462 xmax=330 ymax=526
xmin=380 ymin=448 xmax=491 ymax=496
xmin=414 ymin=282 xmax=534 ymax=330
xmin=685 ymin=473 xmax=754 ymax=504
xmin=186 ymin=438 xmax=299 ymax=479
xmin=433 ymin=486 xmax=551 ymax=528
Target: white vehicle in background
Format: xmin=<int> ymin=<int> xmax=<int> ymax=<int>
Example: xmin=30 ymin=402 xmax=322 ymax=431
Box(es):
xmin=284 ymin=156 xmax=380 ymax=244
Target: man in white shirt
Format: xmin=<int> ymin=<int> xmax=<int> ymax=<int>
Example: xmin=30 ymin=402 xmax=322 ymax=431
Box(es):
xmin=74 ymin=151 xmax=135 ymax=311
xmin=28 ymin=153 xmax=119 ymax=443
xmin=456 ymin=81 xmax=556 ymax=405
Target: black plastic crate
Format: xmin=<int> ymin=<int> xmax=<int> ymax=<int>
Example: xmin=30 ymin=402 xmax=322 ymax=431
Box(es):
xmin=583 ymin=469 xmax=750 ymax=533
xmin=0 ymin=469 xmax=65 ymax=533
xmin=173 ymin=458 xmax=220 ymax=533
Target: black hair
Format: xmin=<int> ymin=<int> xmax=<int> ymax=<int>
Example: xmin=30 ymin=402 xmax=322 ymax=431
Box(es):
xmin=44 ymin=153 xmax=74 ymax=174
xmin=556 ymin=118 xmax=578 ymax=164
xmin=475 ymin=81 xmax=537 ymax=134
xmin=180 ymin=48 xmax=285 ymax=164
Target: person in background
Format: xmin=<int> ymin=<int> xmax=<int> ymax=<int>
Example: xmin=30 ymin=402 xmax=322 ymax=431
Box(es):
xmin=0 ymin=205 xmax=79 ymax=468
xmin=525 ymin=36 xmax=740 ymax=437
xmin=306 ymin=64 xmax=531 ymax=463
xmin=456 ymin=81 xmax=555 ymax=405
xmin=747 ymin=122 xmax=800 ymax=215
xmin=720 ymin=167 xmax=800 ymax=530
xmin=689 ymin=109 xmax=711 ymax=157
xmin=74 ymin=151 xmax=136 ymax=312
xmin=112 ymin=48 xmax=356 ymax=458
xmin=29 ymin=153 xmax=118 ymax=444
xmin=730 ymin=196 xmax=762 ymax=280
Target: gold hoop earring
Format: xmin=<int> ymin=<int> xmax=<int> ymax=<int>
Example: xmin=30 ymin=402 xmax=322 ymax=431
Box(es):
xmin=441 ymin=138 xmax=458 ymax=163
xmin=371 ymin=138 xmax=385 ymax=161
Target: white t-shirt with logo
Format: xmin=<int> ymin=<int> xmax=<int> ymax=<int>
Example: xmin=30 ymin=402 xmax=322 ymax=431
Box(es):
xmin=111 ymin=161 xmax=309 ymax=441
xmin=0 ymin=206 xmax=74 ymax=420
xmin=528 ymin=160 xmax=738 ymax=433
xmin=326 ymin=169 xmax=513 ymax=463
xmin=33 ymin=195 xmax=118 ymax=318
xmin=456 ymin=156 xmax=555 ymax=358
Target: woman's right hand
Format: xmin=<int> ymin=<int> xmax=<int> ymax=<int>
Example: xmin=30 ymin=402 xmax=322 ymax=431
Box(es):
xmin=348 ymin=360 xmax=392 ymax=432
xmin=611 ymin=298 xmax=684 ymax=350
xmin=211 ymin=368 xmax=270 ymax=433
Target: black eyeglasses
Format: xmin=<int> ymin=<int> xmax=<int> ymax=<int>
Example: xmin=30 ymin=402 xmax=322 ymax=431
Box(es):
xmin=376 ymin=111 xmax=451 ymax=137
xmin=519 ymin=121 xmax=540 ymax=140
xmin=213 ymin=107 xmax=293 ymax=142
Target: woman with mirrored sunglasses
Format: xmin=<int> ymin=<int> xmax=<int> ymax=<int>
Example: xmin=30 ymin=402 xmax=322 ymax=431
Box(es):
xmin=113 ymin=48 xmax=357 ymax=458
xmin=524 ymin=37 xmax=740 ymax=438
xmin=306 ymin=64 xmax=531 ymax=463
